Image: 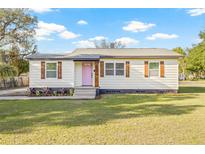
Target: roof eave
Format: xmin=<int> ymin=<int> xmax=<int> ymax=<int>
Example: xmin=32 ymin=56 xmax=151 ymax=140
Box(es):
xmin=100 ymin=55 xmax=182 ymax=59
xmin=27 ymin=56 xmax=181 ymax=60
xmin=26 ymin=57 xmax=72 ymax=60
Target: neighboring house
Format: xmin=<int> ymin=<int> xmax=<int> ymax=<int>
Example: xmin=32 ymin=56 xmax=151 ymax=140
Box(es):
xmin=27 ymin=48 xmax=182 ymax=96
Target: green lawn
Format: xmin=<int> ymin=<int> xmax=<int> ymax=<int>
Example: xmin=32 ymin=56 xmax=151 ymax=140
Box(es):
xmin=0 ymin=81 xmax=205 ymax=144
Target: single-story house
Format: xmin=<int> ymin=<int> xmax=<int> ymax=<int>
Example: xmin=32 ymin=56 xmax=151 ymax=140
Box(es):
xmin=27 ymin=48 xmax=182 ymax=97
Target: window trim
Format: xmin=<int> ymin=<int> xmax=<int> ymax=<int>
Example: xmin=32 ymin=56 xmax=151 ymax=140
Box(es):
xmin=46 ymin=62 xmax=57 ymax=79
xmin=148 ymin=61 xmax=160 ymax=78
xmin=104 ymin=62 xmax=125 ymax=77
xmin=105 ymin=62 xmax=114 ymax=76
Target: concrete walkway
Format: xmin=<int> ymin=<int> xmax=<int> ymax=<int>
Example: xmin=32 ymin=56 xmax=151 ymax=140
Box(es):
xmin=0 ymin=95 xmax=95 ymax=100
xmin=0 ymin=87 xmax=27 ymax=96
xmin=0 ymin=87 xmax=96 ymax=100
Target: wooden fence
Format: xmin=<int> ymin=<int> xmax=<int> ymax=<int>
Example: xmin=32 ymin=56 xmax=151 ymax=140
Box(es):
xmin=0 ymin=76 xmax=29 ymax=89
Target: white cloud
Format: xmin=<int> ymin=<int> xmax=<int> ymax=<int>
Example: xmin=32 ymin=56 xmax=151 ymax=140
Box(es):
xmin=35 ymin=29 xmax=50 ymax=37
xmin=89 ymin=36 xmax=107 ymax=41
xmin=77 ymin=20 xmax=88 ymax=25
xmin=73 ymin=36 xmax=138 ymax=48
xmin=59 ymin=30 xmax=80 ymax=39
xmin=196 ymin=38 xmax=203 ymax=43
xmin=123 ymin=21 xmax=155 ymax=32
xmin=187 ymin=9 xmax=205 ymax=16
xmin=146 ymin=33 xmax=178 ymax=40
xmin=36 ymin=36 xmax=54 ymax=41
xmin=73 ymin=40 xmax=95 ymax=48
xmin=37 ymin=21 xmax=66 ymax=33
xmin=35 ymin=21 xmax=65 ymax=40
xmin=30 ymin=8 xmax=54 ymax=13
xmin=115 ymin=37 xmax=139 ymax=46
xmin=73 ymin=36 xmax=107 ymax=48
xmin=35 ymin=21 xmax=79 ymax=40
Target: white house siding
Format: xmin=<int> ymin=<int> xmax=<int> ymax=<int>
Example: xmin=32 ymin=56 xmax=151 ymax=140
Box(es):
xmin=74 ymin=62 xmax=82 ymax=87
xmin=99 ymin=59 xmax=179 ymax=90
xmin=29 ymin=60 xmax=74 ymax=88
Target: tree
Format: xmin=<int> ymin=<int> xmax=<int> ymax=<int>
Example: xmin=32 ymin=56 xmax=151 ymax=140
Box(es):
xmin=173 ymin=47 xmax=187 ymax=80
xmin=0 ymin=49 xmax=9 ymax=64
xmin=186 ymin=31 xmax=205 ymax=79
xmin=0 ymin=9 xmax=37 ymax=76
xmin=8 ymin=47 xmax=29 ymax=76
xmin=0 ymin=8 xmax=37 ymax=56
xmin=0 ymin=64 xmax=17 ymax=87
xmin=94 ymin=39 xmax=125 ymax=48
xmin=199 ymin=30 xmax=205 ymax=43
xmin=186 ymin=45 xmax=205 ymax=79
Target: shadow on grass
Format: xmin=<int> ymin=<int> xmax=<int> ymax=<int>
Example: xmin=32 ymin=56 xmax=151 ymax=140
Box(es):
xmin=179 ymin=87 xmax=205 ymax=93
xmin=0 ymin=93 xmax=203 ymax=134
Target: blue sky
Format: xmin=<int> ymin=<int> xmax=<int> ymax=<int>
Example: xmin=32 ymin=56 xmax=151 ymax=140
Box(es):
xmin=30 ymin=8 xmax=205 ymax=53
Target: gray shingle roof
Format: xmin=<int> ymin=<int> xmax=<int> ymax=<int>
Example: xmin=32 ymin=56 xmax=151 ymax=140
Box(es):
xmin=26 ymin=53 xmax=71 ymax=60
xmin=70 ymin=48 xmax=182 ymax=58
xmin=27 ymin=48 xmax=182 ymax=60
xmin=70 ymin=54 xmax=101 ymax=60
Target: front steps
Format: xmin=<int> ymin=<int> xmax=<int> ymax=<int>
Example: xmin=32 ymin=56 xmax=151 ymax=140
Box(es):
xmin=74 ymin=87 xmax=97 ymax=99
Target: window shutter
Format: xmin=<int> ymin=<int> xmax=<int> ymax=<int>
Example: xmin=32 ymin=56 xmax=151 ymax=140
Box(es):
xmin=41 ymin=61 xmax=45 ymax=79
xmin=160 ymin=61 xmax=165 ymax=78
xmin=95 ymin=61 xmax=99 ymax=87
xmin=100 ymin=61 xmax=104 ymax=77
xmin=144 ymin=61 xmax=148 ymax=78
xmin=126 ymin=61 xmax=130 ymax=77
xmin=58 ymin=61 xmax=62 ymax=79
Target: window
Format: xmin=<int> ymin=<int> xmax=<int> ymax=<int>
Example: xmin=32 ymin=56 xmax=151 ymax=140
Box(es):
xmin=115 ymin=63 xmax=124 ymax=76
xmin=105 ymin=63 xmax=114 ymax=76
xmin=46 ymin=63 xmax=57 ymax=78
xmin=149 ymin=62 xmax=159 ymax=77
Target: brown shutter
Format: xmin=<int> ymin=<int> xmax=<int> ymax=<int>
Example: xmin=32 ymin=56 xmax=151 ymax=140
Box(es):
xmin=41 ymin=61 xmax=45 ymax=79
xmin=144 ymin=61 xmax=148 ymax=78
xmin=160 ymin=61 xmax=165 ymax=78
xmin=95 ymin=61 xmax=99 ymax=87
xmin=58 ymin=61 xmax=62 ymax=79
xmin=126 ymin=61 xmax=130 ymax=77
xmin=100 ymin=61 xmax=104 ymax=77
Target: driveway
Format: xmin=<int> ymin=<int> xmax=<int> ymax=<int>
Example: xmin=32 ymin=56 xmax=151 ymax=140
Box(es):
xmin=0 ymin=87 xmax=28 ymax=96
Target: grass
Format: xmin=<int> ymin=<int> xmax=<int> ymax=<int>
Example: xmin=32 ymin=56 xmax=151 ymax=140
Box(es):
xmin=0 ymin=81 xmax=205 ymax=144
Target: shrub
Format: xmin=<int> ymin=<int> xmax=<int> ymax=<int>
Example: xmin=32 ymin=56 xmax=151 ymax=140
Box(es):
xmin=69 ymin=88 xmax=74 ymax=96
xmin=27 ymin=88 xmax=36 ymax=96
xmin=43 ymin=87 xmax=52 ymax=96
xmin=53 ymin=91 xmax=57 ymax=96
xmin=27 ymin=88 xmax=74 ymax=96
xmin=0 ymin=64 xmax=17 ymax=79
xmin=36 ymin=90 xmax=42 ymax=96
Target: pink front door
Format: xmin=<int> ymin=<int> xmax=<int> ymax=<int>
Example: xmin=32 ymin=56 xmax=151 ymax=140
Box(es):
xmin=82 ymin=63 xmax=92 ymax=86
